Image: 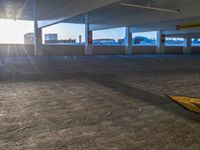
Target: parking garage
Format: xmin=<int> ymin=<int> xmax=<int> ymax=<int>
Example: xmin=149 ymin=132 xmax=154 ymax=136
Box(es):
xmin=0 ymin=0 xmax=200 ymax=149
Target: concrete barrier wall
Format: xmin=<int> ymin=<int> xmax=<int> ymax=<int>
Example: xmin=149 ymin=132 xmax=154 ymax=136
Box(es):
xmin=93 ymin=45 xmax=125 ymax=55
xmin=0 ymin=44 xmax=34 ymax=56
xmin=43 ymin=45 xmax=184 ymax=55
xmin=0 ymin=44 xmax=200 ymax=56
xmin=165 ymin=46 xmax=183 ymax=54
xmin=132 ymin=46 xmax=156 ymax=54
xmin=191 ymin=46 xmax=200 ymax=53
xmin=43 ymin=45 xmax=85 ymax=56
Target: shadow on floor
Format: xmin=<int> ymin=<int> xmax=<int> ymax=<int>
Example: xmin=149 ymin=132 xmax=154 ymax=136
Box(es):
xmin=82 ymin=73 xmax=200 ymax=123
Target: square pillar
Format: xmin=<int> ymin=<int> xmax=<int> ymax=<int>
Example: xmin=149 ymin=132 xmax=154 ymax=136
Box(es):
xmin=125 ymin=26 xmax=132 ymax=55
xmin=85 ymin=14 xmax=93 ymax=55
xmin=183 ymin=37 xmax=192 ymax=54
xmin=156 ymin=31 xmax=166 ymax=54
xmin=33 ymin=0 xmax=43 ymax=56
xmin=34 ymin=22 xmax=43 ymax=56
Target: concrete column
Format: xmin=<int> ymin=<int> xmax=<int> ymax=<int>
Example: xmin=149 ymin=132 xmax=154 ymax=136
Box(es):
xmin=125 ymin=26 xmax=132 ymax=55
xmin=33 ymin=0 xmax=43 ymax=56
xmin=183 ymin=37 xmax=192 ymax=54
xmin=156 ymin=31 xmax=165 ymax=54
xmin=34 ymin=22 xmax=43 ymax=56
xmin=85 ymin=14 xmax=93 ymax=55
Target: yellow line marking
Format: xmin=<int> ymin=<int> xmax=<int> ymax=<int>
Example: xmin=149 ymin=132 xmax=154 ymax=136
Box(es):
xmin=168 ymin=96 xmax=200 ymax=113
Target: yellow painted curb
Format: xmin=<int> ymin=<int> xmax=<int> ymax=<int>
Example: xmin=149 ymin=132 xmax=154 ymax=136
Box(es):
xmin=168 ymin=95 xmax=200 ymax=113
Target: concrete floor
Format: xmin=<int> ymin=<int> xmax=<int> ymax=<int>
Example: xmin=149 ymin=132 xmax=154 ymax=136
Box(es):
xmin=0 ymin=54 xmax=199 ymax=150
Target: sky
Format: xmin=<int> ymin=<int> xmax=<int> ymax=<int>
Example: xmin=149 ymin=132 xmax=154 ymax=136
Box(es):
xmin=0 ymin=19 xmax=157 ymax=44
xmin=0 ymin=19 xmax=33 ymax=44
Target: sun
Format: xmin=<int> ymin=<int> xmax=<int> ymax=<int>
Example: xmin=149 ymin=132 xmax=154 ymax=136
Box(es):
xmin=0 ymin=19 xmax=34 ymax=44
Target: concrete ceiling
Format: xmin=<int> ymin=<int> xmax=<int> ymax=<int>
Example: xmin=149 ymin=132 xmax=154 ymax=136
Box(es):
xmin=0 ymin=0 xmax=122 ymax=27
xmin=0 ymin=0 xmax=33 ymax=20
xmin=80 ymin=0 xmax=200 ymax=31
xmin=0 ymin=0 xmax=199 ymax=34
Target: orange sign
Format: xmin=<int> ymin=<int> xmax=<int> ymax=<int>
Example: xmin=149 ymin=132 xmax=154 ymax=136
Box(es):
xmin=88 ymin=31 xmax=93 ymax=44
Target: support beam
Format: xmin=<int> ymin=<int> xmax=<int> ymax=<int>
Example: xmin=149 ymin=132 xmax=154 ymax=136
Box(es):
xmin=85 ymin=14 xmax=93 ymax=55
xmin=183 ymin=37 xmax=192 ymax=54
xmin=125 ymin=26 xmax=132 ymax=55
xmin=156 ymin=31 xmax=166 ymax=54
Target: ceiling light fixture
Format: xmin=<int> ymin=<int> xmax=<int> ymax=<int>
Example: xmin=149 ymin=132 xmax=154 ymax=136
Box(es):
xmin=121 ymin=3 xmax=180 ymax=13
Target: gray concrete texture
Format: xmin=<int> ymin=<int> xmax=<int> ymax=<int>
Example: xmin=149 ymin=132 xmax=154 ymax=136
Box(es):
xmin=0 ymin=55 xmax=199 ymax=150
xmin=0 ymin=44 xmax=200 ymax=57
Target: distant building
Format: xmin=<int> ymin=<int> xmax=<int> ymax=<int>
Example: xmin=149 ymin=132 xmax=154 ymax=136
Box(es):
xmin=24 ymin=33 xmax=35 ymax=44
xmin=118 ymin=39 xmax=125 ymax=45
xmin=45 ymin=34 xmax=58 ymax=44
xmin=133 ymin=36 xmax=156 ymax=45
xmin=44 ymin=34 xmax=77 ymax=45
xmin=79 ymin=35 xmax=82 ymax=44
xmin=93 ymin=39 xmax=117 ymax=45
xmin=56 ymin=38 xmax=76 ymax=45
xmin=165 ymin=38 xmax=184 ymax=46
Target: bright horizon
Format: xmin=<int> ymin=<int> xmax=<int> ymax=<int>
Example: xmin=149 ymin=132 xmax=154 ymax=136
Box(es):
xmin=0 ymin=19 xmax=157 ymax=44
xmin=0 ymin=19 xmax=33 ymax=44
